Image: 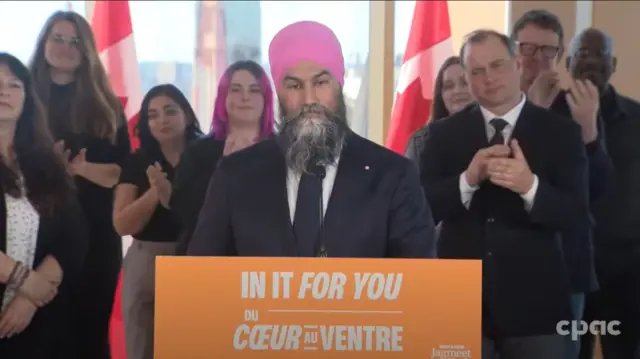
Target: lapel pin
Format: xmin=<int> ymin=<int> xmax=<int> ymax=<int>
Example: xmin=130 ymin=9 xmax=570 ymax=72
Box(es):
xmin=364 ymin=165 xmax=370 ymax=170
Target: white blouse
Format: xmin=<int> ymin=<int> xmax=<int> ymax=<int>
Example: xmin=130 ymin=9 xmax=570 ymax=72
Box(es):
xmin=1 ymin=192 xmax=40 ymax=310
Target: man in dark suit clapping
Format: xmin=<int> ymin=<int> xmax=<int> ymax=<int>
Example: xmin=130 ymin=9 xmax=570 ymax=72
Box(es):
xmin=510 ymin=11 xmax=614 ymax=359
xmin=188 ymin=20 xmax=436 ymax=259
xmin=420 ymin=29 xmax=590 ymax=359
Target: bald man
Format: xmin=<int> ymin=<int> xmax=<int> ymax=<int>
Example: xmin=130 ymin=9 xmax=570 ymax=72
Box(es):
xmin=565 ymin=28 xmax=640 ymax=359
xmin=188 ymin=21 xmax=436 ymax=258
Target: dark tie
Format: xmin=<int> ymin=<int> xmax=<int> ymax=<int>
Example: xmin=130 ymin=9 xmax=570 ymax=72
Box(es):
xmin=293 ymin=165 xmax=325 ymax=257
xmin=489 ymin=118 xmax=509 ymax=145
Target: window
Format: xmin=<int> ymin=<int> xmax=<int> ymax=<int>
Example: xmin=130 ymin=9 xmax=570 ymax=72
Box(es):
xmin=3 ymin=1 xmax=371 ymax=137
xmin=0 ymin=1 xmax=87 ymax=62
xmin=131 ymin=0 xmax=370 ymax=134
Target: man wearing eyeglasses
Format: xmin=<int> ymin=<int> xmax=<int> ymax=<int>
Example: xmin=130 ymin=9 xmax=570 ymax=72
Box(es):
xmin=511 ymin=10 xmax=614 ymax=359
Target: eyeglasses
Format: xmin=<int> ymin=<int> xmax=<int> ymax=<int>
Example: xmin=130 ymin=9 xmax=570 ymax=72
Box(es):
xmin=516 ymin=42 xmax=560 ymax=59
xmin=50 ymin=34 xmax=80 ymax=46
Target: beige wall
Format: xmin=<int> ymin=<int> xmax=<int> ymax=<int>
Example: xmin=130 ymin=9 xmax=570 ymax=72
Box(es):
xmin=593 ymin=1 xmax=640 ymax=100
xmin=449 ymin=1 xmax=508 ymax=53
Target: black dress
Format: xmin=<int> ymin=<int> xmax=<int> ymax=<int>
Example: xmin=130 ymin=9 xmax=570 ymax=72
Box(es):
xmin=48 ymin=83 xmax=131 ymax=359
xmin=170 ymin=135 xmax=224 ymax=254
xmin=0 ymin=189 xmax=89 ymax=358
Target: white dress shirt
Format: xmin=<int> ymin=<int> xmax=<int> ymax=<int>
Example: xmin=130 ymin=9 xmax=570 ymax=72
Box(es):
xmin=459 ymin=94 xmax=539 ymax=211
xmin=286 ymin=160 xmax=339 ymax=223
xmin=2 ymin=192 xmax=40 ymax=310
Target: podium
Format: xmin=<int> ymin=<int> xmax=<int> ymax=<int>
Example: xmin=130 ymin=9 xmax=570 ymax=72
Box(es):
xmin=154 ymin=257 xmax=481 ymax=358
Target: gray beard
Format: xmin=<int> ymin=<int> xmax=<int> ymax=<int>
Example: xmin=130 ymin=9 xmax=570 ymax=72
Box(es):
xmin=277 ymin=102 xmax=349 ymax=174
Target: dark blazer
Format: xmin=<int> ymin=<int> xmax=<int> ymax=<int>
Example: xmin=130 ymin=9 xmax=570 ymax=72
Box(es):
xmin=0 ymin=194 xmax=88 ymax=357
xmin=550 ymin=91 xmax=613 ymax=293
xmin=589 ymin=87 xmax=640 ymax=275
xmin=551 ymin=91 xmax=613 ymax=201
xmin=405 ymin=125 xmax=430 ymax=163
xmin=170 ymin=135 xmax=224 ymax=255
xmin=188 ymin=133 xmax=437 ymax=258
xmin=420 ymin=102 xmax=590 ymax=337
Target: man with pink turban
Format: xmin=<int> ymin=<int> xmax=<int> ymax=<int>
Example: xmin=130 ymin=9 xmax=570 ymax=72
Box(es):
xmin=189 ymin=21 xmax=436 ymax=258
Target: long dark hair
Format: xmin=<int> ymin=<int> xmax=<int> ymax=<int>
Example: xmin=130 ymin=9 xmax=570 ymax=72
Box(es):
xmin=29 ymin=11 xmax=123 ymax=142
xmin=431 ymin=56 xmax=463 ymax=121
xmin=0 ymin=52 xmax=74 ymax=213
xmin=211 ymin=60 xmax=275 ymax=140
xmin=136 ymin=84 xmax=203 ymax=159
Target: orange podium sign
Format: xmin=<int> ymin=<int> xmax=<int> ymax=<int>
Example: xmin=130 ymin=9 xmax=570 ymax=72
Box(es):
xmin=155 ymin=257 xmax=481 ymax=359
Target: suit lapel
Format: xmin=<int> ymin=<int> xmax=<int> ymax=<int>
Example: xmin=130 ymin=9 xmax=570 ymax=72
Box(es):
xmin=322 ymin=135 xmax=371 ymax=253
xmin=467 ymin=105 xmax=490 ymax=150
xmin=262 ymin=142 xmax=299 ymax=255
xmin=510 ymin=102 xmax=537 ymax=143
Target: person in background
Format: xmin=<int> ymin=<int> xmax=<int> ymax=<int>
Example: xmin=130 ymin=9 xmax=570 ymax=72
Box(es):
xmin=113 ymin=84 xmax=202 ymax=359
xmin=0 ymin=52 xmax=88 ymax=358
xmin=510 ymin=11 xmax=614 ymax=359
xmin=28 ymin=11 xmax=131 ymax=359
xmin=405 ymin=56 xmax=472 ymax=163
xmin=171 ymin=60 xmax=275 ymax=255
xmin=188 ymin=21 xmax=436 ymax=258
xmin=421 ymin=30 xmax=589 ymax=359
xmin=567 ymin=28 xmax=640 ymax=359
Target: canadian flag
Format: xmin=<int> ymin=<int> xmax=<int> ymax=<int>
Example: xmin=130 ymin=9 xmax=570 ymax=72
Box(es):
xmin=385 ymin=1 xmax=453 ymax=154
xmin=92 ymin=0 xmax=143 ymax=150
xmin=91 ymin=2 xmax=141 ymax=359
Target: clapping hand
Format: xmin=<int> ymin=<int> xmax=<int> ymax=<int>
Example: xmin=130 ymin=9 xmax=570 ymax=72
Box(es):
xmin=223 ymin=134 xmax=257 ymax=156
xmin=69 ymin=148 xmax=88 ymax=176
xmin=0 ymin=295 xmax=37 ymax=338
xmin=487 ymin=139 xmax=534 ymax=194
xmin=147 ymin=162 xmax=171 ymax=208
xmin=465 ymin=144 xmax=512 ymax=186
xmin=528 ymin=70 xmax=562 ymax=109
xmin=566 ymin=79 xmax=600 ymax=143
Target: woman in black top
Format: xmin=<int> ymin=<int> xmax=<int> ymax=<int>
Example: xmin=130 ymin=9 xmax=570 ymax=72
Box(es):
xmin=0 ymin=53 xmax=88 ymax=358
xmin=405 ymin=56 xmax=472 ymax=163
xmin=113 ymin=84 xmax=202 ymax=359
xmin=171 ymin=60 xmax=275 ymax=254
xmin=28 ymin=11 xmax=130 ymax=359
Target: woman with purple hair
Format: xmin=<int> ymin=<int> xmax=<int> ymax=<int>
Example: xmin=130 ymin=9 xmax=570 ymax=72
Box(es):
xmin=171 ymin=60 xmax=275 ymax=254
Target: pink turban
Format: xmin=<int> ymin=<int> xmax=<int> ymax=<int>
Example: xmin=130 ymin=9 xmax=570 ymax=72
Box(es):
xmin=268 ymin=21 xmax=345 ymax=88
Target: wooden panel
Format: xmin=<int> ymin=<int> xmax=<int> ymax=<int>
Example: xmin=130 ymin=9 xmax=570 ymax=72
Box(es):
xmin=593 ymin=0 xmax=640 ymax=100
xmin=368 ymin=1 xmax=395 ymax=144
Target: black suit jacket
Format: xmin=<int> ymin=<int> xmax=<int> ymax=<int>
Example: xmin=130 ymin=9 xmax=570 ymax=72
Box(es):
xmin=550 ymin=91 xmax=613 ymax=293
xmin=170 ymin=135 xmax=225 ymax=255
xmin=420 ymin=102 xmax=590 ymax=337
xmin=188 ymin=133 xmax=437 ymax=258
xmin=0 ymin=194 xmax=88 ymax=356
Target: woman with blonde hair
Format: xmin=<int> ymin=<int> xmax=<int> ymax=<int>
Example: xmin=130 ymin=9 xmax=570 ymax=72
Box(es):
xmin=29 ymin=11 xmax=131 ymax=359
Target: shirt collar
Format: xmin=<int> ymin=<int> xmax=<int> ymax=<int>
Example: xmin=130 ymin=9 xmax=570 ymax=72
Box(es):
xmin=479 ymin=93 xmax=527 ymax=127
